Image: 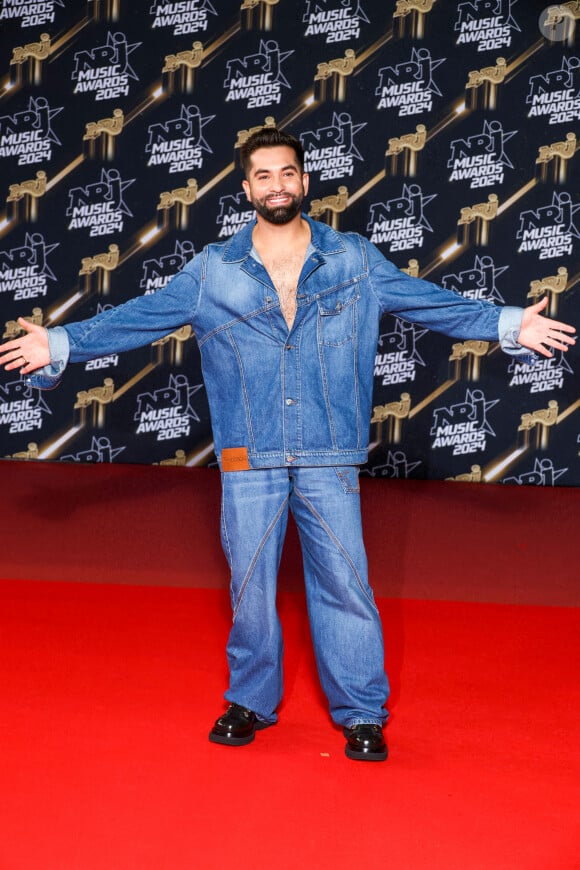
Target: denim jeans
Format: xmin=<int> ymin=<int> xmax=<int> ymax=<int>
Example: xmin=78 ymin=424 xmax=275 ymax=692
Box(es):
xmin=220 ymin=465 xmax=390 ymax=728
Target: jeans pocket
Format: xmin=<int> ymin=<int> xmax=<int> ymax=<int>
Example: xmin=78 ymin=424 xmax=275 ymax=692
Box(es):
xmin=334 ymin=466 xmax=360 ymax=494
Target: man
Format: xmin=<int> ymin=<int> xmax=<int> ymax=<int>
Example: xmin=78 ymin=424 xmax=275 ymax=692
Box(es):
xmin=1 ymin=127 xmax=575 ymax=761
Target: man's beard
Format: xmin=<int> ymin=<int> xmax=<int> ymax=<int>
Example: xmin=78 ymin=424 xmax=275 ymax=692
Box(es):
xmin=252 ymin=191 xmax=304 ymax=225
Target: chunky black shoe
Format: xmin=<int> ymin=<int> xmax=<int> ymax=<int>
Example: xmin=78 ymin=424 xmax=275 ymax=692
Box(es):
xmin=344 ymin=724 xmax=388 ymax=761
xmin=209 ymin=703 xmax=271 ymax=746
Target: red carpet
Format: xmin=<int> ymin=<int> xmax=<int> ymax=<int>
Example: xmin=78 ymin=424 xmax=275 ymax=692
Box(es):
xmin=1 ymin=579 xmax=579 ymax=869
xmin=1 ymin=461 xmax=579 ymax=868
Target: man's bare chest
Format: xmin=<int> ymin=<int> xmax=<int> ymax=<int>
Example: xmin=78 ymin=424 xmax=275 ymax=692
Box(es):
xmin=261 ymin=251 xmax=305 ymax=328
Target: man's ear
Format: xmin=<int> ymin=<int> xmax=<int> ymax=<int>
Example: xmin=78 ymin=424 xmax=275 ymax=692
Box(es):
xmin=242 ymin=179 xmax=251 ymax=201
xmin=303 ymin=172 xmax=310 ymax=196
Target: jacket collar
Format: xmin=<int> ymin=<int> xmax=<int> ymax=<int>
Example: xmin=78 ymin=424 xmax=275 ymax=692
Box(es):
xmin=221 ymin=213 xmax=346 ymax=263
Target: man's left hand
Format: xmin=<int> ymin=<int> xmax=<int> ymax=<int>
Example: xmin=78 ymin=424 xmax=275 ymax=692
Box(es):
xmin=517 ymin=297 xmax=576 ymax=358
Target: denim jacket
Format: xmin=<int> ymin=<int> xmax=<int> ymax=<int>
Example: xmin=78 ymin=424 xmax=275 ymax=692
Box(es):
xmin=30 ymin=215 xmax=529 ymax=469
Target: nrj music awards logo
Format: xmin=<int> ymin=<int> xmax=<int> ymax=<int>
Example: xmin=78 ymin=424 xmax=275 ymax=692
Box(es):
xmin=60 ymin=436 xmax=125 ymax=463
xmin=67 ymin=168 xmax=135 ymax=237
xmin=303 ymin=0 xmax=369 ymax=43
xmin=72 ymin=31 xmax=141 ymax=102
xmin=365 ymin=451 xmax=421 ymax=480
xmin=526 ymin=55 xmax=580 ymax=126
xmin=517 ymin=191 xmax=579 ymax=260
xmin=300 ymin=112 xmax=366 ymax=182
xmin=508 ymin=353 xmax=573 ymax=394
xmin=0 ymin=97 xmax=63 ymax=166
xmin=448 ymin=120 xmax=516 ymax=189
xmin=150 ymin=0 xmax=217 ymax=36
xmin=454 ymin=0 xmax=520 ymax=52
xmin=224 ymin=40 xmax=293 ymax=109
xmin=366 ymin=184 xmax=436 ymax=252
xmin=503 ymin=458 xmax=567 ymax=486
xmin=0 ymin=0 xmax=64 ymax=27
xmin=0 ymin=233 xmax=59 ymax=302
xmin=215 ymin=192 xmax=254 ymax=239
xmin=0 ymin=378 xmax=51 ymax=436
xmin=134 ymin=374 xmax=202 ymax=441
xmin=145 ymin=105 xmax=214 ymax=174
xmin=441 ymin=254 xmax=507 ymax=303
xmin=374 ymin=319 xmax=427 ymax=387
xmin=430 ymin=389 xmax=498 ymax=456
xmin=140 ymin=240 xmax=196 ymax=293
xmin=376 ymin=47 xmax=445 ymax=116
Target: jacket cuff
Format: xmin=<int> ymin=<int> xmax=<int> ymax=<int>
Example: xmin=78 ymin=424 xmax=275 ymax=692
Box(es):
xmin=25 ymin=326 xmax=70 ymax=390
xmin=498 ymin=307 xmax=538 ymax=366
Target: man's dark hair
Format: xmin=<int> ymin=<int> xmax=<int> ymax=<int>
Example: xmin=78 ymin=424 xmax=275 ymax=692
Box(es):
xmin=239 ymin=127 xmax=305 ymax=176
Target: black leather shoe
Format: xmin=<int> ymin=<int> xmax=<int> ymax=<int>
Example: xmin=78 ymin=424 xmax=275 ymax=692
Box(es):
xmin=344 ymin=724 xmax=388 ymax=761
xmin=209 ymin=703 xmax=271 ymax=746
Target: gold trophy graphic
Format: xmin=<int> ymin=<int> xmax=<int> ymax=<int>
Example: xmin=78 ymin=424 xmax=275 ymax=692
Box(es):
xmin=393 ymin=0 xmax=436 ymax=38
xmin=385 ymin=125 xmax=427 ymax=177
xmin=3 ymin=307 xmax=43 ymax=341
xmin=449 ymin=340 xmax=490 ymax=381
xmin=401 ymin=259 xmax=420 ymax=278
xmin=4 ymin=443 xmax=40 ymax=461
xmin=536 ymin=133 xmax=576 ymax=184
xmin=241 ymin=0 xmax=280 ymax=31
xmin=518 ymin=401 xmax=559 ymax=450
xmin=371 ymin=393 xmax=412 ymax=444
xmin=79 ymin=244 xmax=120 ymax=296
xmin=6 ymin=171 xmax=47 ymax=222
xmin=152 ymin=326 xmax=194 ymax=367
xmin=74 ymin=378 xmax=115 ymax=429
xmin=83 ymin=109 xmax=125 ymax=161
xmin=162 ymin=42 xmax=204 ymax=93
xmin=527 ymin=267 xmax=568 ymax=318
xmin=10 ymin=33 xmax=51 ymax=86
xmin=157 ymin=180 xmax=198 ymax=230
xmin=446 ymin=465 xmax=482 ymax=483
xmin=457 ymin=193 xmax=499 ymax=246
xmin=314 ymin=49 xmax=356 ymax=102
xmin=308 ymin=186 xmax=348 ymax=229
xmin=465 ymin=58 xmax=507 ymax=110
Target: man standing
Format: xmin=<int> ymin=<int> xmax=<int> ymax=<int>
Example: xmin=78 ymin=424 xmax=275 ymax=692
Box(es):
xmin=1 ymin=127 xmax=575 ymax=761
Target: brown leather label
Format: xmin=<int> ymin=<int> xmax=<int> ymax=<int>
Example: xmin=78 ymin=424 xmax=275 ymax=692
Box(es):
xmin=221 ymin=447 xmax=250 ymax=472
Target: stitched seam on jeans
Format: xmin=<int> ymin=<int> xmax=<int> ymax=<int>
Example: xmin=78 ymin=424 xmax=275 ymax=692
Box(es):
xmin=231 ymin=494 xmax=290 ymax=621
xmin=220 ymin=479 xmax=233 ymax=568
xmin=293 ymin=487 xmax=375 ymax=608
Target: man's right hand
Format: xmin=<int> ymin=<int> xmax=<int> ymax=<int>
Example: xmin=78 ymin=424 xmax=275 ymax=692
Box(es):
xmin=0 ymin=318 xmax=51 ymax=376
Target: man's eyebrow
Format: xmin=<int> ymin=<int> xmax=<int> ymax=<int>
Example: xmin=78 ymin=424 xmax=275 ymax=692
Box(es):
xmin=253 ymin=164 xmax=299 ymax=174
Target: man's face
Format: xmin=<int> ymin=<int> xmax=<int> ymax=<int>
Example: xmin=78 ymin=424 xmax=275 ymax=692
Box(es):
xmin=242 ymin=145 xmax=309 ymax=225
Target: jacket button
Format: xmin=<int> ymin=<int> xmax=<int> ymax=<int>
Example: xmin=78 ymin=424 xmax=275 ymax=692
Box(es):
xmin=286 ymin=455 xmax=296 ymax=463
xmin=285 ymin=398 xmax=296 ymax=405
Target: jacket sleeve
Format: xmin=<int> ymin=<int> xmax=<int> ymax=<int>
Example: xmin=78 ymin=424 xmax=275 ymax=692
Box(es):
xmin=26 ymin=255 xmax=203 ymax=389
xmin=363 ymin=238 xmax=536 ymax=363
xmin=364 ymin=238 xmax=506 ymax=335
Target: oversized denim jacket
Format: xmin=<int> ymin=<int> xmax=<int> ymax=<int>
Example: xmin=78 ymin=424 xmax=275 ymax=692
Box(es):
xmin=30 ymin=215 xmax=529 ymax=469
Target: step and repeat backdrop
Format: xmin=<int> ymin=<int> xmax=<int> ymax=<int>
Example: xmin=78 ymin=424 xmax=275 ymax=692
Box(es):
xmin=0 ymin=0 xmax=578 ymax=485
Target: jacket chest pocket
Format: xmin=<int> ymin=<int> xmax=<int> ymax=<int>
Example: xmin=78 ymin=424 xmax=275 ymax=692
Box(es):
xmin=317 ymin=288 xmax=359 ymax=346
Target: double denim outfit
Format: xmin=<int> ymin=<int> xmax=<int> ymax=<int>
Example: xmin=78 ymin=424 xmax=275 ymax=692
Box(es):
xmin=32 ymin=215 xmax=528 ymax=727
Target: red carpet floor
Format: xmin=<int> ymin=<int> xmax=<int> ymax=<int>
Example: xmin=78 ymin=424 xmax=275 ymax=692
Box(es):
xmin=1 ymin=462 xmax=579 ymax=868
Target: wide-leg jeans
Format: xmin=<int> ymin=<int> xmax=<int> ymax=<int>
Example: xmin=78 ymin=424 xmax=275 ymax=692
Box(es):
xmin=220 ymin=466 xmax=390 ymax=728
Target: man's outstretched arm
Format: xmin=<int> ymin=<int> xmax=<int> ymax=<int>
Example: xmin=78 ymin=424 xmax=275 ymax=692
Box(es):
xmin=0 ymin=294 xmax=576 ymax=378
